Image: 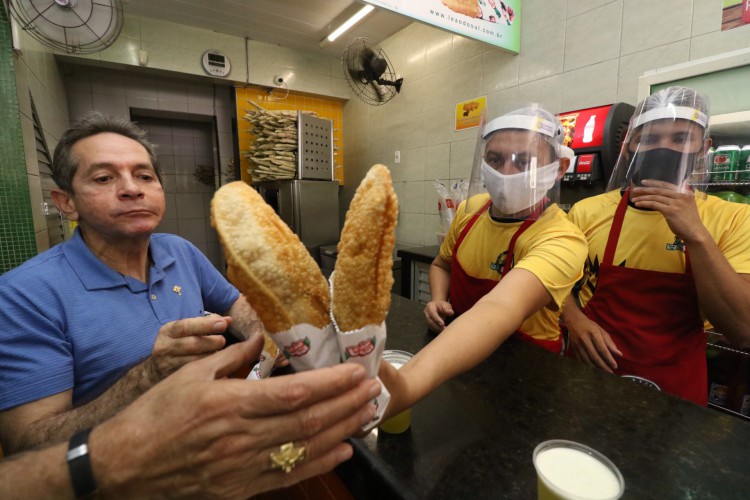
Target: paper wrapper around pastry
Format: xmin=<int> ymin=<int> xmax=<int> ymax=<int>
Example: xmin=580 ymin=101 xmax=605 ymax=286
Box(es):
xmin=246 ymin=333 xmax=283 ymax=381
xmin=329 ymin=273 xmax=391 ymax=431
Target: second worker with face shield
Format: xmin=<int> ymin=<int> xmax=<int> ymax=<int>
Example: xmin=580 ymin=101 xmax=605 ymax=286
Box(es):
xmin=562 ymin=86 xmax=750 ymax=405
xmin=423 ymin=106 xmax=587 ymax=353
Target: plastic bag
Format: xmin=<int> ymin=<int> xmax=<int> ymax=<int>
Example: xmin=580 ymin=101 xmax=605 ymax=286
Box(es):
xmin=434 ymin=180 xmax=455 ymax=233
xmin=451 ymin=179 xmax=469 ymax=209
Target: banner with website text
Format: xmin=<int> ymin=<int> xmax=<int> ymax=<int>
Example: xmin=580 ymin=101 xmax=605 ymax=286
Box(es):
xmin=361 ymin=0 xmax=520 ymax=54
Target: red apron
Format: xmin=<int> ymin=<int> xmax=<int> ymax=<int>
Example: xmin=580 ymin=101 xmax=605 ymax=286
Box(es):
xmin=448 ymin=200 xmax=562 ymax=353
xmin=580 ymin=190 xmax=707 ymax=405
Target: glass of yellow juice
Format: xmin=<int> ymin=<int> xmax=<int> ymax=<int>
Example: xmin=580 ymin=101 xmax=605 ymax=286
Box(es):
xmin=533 ymin=440 xmax=624 ymax=500
xmin=378 ymin=350 xmax=414 ymax=434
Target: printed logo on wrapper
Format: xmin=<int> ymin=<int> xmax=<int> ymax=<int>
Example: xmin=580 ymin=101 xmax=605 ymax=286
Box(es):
xmin=283 ymin=337 xmax=311 ymax=358
xmin=344 ymin=337 xmax=377 ymax=359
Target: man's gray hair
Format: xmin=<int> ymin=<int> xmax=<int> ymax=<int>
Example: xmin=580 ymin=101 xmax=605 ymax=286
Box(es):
xmin=52 ymin=112 xmax=161 ymax=193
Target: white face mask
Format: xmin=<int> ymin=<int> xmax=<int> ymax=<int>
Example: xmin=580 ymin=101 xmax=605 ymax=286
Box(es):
xmin=481 ymin=159 xmax=560 ymax=215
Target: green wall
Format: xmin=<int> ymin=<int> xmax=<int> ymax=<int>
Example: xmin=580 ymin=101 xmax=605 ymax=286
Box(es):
xmin=0 ymin=4 xmax=36 ymax=274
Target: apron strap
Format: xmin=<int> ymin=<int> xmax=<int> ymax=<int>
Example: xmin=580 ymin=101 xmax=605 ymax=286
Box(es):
xmin=603 ymin=189 xmax=630 ymax=266
xmin=453 ymin=199 xmax=492 ymax=256
xmin=502 ymin=218 xmax=535 ymax=277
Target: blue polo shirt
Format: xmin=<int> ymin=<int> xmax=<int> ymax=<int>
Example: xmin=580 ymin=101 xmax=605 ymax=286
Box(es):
xmin=0 ymin=229 xmax=239 ymax=410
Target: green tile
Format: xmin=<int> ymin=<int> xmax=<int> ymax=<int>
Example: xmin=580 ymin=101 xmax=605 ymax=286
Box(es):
xmin=0 ymin=4 xmax=36 ymax=274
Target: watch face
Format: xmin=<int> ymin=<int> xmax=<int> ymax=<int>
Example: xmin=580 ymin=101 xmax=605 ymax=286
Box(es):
xmin=621 ymin=374 xmax=661 ymax=391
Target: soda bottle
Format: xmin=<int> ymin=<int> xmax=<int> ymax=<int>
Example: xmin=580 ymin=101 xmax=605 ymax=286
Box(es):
xmin=706 ymin=340 xmax=739 ymax=409
xmin=739 ymin=145 xmax=750 ymax=182
xmin=712 ymin=145 xmax=740 ymax=182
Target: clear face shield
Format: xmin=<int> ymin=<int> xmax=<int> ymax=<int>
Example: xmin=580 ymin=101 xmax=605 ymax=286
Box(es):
xmin=606 ymin=102 xmax=710 ymax=197
xmin=466 ymin=106 xmax=566 ymax=220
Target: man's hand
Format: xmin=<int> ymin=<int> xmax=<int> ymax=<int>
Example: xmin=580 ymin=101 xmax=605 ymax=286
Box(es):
xmin=566 ymin=314 xmax=622 ymax=374
xmin=630 ymin=180 xmax=710 ymax=245
xmin=146 ymin=315 xmax=231 ymax=383
xmin=423 ymin=300 xmax=454 ymax=332
xmin=93 ymin=339 xmax=381 ymax=498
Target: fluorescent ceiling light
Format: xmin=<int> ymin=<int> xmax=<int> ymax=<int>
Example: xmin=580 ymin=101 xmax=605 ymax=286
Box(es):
xmin=325 ymin=5 xmax=374 ymax=43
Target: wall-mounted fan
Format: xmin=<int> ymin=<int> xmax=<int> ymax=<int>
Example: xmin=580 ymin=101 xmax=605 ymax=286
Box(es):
xmin=8 ymin=0 xmax=124 ymax=54
xmin=343 ymin=37 xmax=403 ymax=106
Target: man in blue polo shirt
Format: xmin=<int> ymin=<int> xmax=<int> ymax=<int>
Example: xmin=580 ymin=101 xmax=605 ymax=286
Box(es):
xmin=0 ymin=112 xmax=263 ymax=454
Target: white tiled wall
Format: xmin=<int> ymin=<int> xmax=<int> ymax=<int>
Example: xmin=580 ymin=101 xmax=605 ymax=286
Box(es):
xmin=343 ymin=0 xmax=750 ymax=248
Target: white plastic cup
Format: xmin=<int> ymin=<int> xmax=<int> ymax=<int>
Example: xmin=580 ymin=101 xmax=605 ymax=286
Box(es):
xmin=533 ymin=440 xmax=624 ymax=500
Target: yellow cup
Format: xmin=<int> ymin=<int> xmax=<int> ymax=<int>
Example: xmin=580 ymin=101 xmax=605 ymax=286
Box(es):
xmin=533 ymin=440 xmax=624 ymax=500
xmin=378 ymin=350 xmax=414 ymax=434
xmin=379 ymin=408 xmax=412 ymax=434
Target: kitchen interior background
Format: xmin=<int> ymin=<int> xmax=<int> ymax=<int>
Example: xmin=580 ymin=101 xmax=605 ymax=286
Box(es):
xmin=3 ymin=0 xmax=750 ymax=274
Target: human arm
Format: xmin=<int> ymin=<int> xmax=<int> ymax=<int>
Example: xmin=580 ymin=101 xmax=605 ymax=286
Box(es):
xmin=224 ymin=294 xmax=264 ymax=341
xmin=423 ymin=255 xmax=455 ymax=332
xmin=0 ymin=338 xmax=379 ymax=499
xmin=632 ymin=181 xmax=750 ymax=347
xmin=383 ymin=268 xmax=552 ymax=417
xmin=560 ymin=294 xmax=622 ymax=373
xmin=0 ymin=315 xmax=229 ymax=454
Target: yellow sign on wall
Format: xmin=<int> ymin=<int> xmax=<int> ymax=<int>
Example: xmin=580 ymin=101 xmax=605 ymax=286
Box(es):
xmin=455 ymin=96 xmax=487 ymax=131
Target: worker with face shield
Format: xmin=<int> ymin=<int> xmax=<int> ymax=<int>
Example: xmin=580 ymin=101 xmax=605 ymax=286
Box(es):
xmin=377 ymin=107 xmax=587 ymax=420
xmin=562 ymin=86 xmax=750 ymax=405
xmin=423 ymin=106 xmax=587 ymax=353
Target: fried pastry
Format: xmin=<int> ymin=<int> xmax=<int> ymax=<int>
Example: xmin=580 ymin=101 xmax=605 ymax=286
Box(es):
xmin=211 ymin=181 xmax=330 ymax=333
xmin=333 ymin=165 xmax=398 ymax=331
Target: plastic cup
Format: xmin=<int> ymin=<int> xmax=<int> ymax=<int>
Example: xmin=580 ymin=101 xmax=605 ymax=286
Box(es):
xmin=533 ymin=440 xmax=624 ymax=500
xmin=379 ymin=350 xmax=413 ymax=434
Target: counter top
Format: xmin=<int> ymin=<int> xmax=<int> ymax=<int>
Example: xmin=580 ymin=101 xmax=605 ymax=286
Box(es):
xmin=396 ymin=246 xmax=440 ymax=298
xmin=396 ymin=245 xmax=441 ymax=263
xmin=336 ymin=295 xmax=750 ymax=499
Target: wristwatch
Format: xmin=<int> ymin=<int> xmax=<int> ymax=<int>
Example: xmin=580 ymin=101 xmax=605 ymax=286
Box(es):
xmin=66 ymin=428 xmax=97 ymax=498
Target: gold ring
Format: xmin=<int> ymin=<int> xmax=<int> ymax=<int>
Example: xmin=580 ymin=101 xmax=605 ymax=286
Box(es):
xmin=269 ymin=441 xmax=306 ymax=473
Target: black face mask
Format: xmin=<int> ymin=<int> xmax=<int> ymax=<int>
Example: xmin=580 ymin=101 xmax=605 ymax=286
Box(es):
xmin=630 ymin=148 xmax=695 ymax=187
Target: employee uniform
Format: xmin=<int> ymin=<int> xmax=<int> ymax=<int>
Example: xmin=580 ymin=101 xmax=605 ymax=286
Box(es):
xmin=0 ymin=229 xmax=239 ymax=411
xmin=568 ymin=190 xmax=750 ymax=404
xmin=440 ymin=193 xmax=587 ymax=352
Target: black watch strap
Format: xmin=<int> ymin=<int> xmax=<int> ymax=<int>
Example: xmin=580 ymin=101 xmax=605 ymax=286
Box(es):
xmin=66 ymin=428 xmax=97 ymax=498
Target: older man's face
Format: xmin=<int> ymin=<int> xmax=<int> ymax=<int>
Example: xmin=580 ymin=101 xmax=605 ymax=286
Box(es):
xmin=63 ymin=132 xmax=165 ymax=244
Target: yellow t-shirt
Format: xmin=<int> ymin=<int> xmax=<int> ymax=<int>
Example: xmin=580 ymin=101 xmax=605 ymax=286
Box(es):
xmin=568 ymin=190 xmax=750 ymax=309
xmin=440 ymin=194 xmax=587 ymax=342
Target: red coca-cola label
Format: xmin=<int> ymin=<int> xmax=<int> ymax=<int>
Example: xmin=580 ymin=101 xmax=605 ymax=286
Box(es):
xmin=284 ymin=337 xmax=311 ymax=358
xmin=446 ymin=198 xmax=455 ymax=209
xmin=344 ymin=338 xmax=376 ymax=359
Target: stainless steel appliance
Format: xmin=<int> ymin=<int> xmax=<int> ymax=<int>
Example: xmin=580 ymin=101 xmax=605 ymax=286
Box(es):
xmin=254 ymin=180 xmax=340 ymax=255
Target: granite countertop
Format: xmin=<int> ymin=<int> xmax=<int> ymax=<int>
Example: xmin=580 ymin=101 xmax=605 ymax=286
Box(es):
xmin=336 ymin=295 xmax=750 ymax=499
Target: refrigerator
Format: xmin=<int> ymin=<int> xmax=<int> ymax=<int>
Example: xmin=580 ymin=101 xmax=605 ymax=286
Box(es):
xmin=254 ymin=179 xmax=340 ymax=257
